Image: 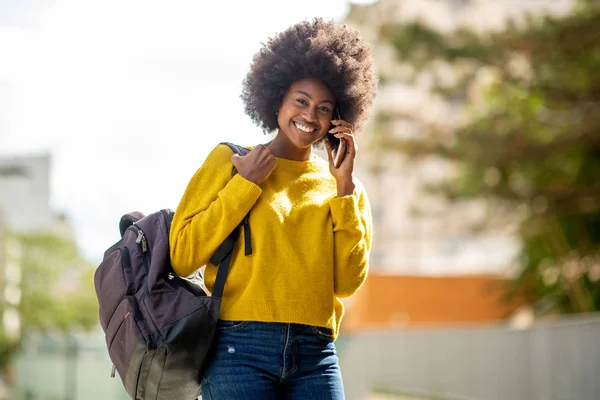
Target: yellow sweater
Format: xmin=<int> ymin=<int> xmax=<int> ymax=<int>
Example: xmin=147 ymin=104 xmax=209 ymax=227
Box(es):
xmin=169 ymin=144 xmax=372 ymax=339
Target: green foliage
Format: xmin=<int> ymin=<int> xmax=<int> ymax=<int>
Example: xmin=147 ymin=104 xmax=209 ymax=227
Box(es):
xmin=14 ymin=232 xmax=98 ymax=331
xmin=380 ymin=1 xmax=600 ymax=314
xmin=0 ymin=231 xmax=98 ymax=370
xmin=0 ymin=332 xmax=19 ymax=372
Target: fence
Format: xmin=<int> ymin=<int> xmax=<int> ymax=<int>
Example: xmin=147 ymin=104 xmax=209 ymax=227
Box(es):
xmin=13 ymin=330 xmax=128 ymax=400
xmin=11 ymin=314 xmax=600 ymax=399
xmin=340 ymin=314 xmax=600 ymax=400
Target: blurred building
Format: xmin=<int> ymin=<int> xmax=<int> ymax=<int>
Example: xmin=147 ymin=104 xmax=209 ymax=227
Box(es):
xmin=0 ymin=153 xmax=64 ymax=339
xmin=0 ymin=154 xmax=55 ymax=232
xmin=341 ymin=273 xmax=525 ymax=333
xmin=346 ymin=0 xmax=574 ymax=275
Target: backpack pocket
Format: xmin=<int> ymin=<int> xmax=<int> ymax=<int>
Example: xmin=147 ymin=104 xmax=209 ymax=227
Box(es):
xmin=95 ymin=248 xmax=132 ymax=330
xmin=105 ymin=297 xmax=147 ymax=385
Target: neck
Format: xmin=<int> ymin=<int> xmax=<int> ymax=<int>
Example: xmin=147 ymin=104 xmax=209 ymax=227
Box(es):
xmin=266 ymin=132 xmax=312 ymax=161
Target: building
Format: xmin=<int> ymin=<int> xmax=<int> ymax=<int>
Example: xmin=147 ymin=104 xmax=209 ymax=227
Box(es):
xmin=341 ymin=273 xmax=525 ymax=333
xmin=0 ymin=153 xmax=57 ymax=339
xmin=0 ymin=153 xmax=54 ymax=233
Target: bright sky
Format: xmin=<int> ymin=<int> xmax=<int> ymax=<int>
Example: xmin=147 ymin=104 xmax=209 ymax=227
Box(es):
xmin=0 ymin=0 xmax=374 ymax=262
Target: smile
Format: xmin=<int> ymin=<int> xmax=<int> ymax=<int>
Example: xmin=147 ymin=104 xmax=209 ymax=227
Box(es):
xmin=294 ymin=121 xmax=316 ymax=133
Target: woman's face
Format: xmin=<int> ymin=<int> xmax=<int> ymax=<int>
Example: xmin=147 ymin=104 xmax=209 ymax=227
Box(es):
xmin=276 ymin=78 xmax=335 ymax=150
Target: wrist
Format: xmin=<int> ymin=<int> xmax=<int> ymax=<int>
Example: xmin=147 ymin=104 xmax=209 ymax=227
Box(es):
xmin=239 ymin=171 xmax=258 ymax=185
xmin=336 ymin=177 xmax=355 ymax=197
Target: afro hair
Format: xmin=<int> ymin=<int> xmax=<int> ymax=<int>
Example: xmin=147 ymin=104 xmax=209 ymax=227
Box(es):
xmin=241 ymin=18 xmax=377 ymax=135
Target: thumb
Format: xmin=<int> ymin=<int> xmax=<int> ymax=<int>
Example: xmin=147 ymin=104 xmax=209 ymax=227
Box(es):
xmin=231 ymin=153 xmax=241 ymax=169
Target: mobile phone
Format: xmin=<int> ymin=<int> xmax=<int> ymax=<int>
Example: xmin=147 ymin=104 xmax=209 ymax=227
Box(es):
xmin=328 ymin=108 xmax=346 ymax=168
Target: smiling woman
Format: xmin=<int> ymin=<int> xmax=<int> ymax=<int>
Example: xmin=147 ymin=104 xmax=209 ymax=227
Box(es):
xmin=272 ymin=77 xmax=336 ymax=159
xmin=241 ymin=18 xmax=376 ymax=136
xmin=169 ymin=18 xmax=377 ymax=400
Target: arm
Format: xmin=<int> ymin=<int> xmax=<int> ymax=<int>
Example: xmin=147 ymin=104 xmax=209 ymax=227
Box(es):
xmin=330 ymin=186 xmax=373 ymax=298
xmin=326 ymin=119 xmax=372 ymax=297
xmin=170 ymin=148 xmax=262 ymax=277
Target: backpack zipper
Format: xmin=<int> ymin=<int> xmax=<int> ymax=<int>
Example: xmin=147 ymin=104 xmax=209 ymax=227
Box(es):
xmin=135 ymin=229 xmax=148 ymax=253
xmin=131 ymin=225 xmax=151 ymax=294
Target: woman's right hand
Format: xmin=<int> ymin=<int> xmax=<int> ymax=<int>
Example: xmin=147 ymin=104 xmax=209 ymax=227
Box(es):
xmin=231 ymin=144 xmax=276 ymax=185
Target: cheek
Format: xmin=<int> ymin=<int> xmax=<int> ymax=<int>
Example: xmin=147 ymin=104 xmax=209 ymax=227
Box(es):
xmin=277 ymin=105 xmax=293 ymax=123
xmin=321 ymin=115 xmax=332 ymax=132
xmin=316 ymin=127 xmax=330 ymax=141
xmin=276 ymin=110 xmax=287 ymax=128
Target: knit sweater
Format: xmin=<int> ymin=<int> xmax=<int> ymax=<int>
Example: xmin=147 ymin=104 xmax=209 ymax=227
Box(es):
xmin=169 ymin=143 xmax=372 ymax=339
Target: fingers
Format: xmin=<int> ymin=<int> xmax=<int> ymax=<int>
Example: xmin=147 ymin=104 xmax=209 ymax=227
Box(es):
xmin=254 ymin=145 xmax=276 ymax=162
xmin=329 ymin=119 xmax=353 ymax=134
xmin=330 ymin=119 xmax=353 ymax=130
xmin=253 ymin=144 xmax=269 ymax=152
xmin=328 ymin=125 xmax=353 ymax=134
xmin=328 ymin=120 xmax=358 ymax=175
xmin=255 ymin=145 xmax=276 ymax=168
xmin=332 ymin=132 xmax=357 ymax=155
xmin=231 ymin=144 xmax=276 ymax=185
xmin=329 ymin=120 xmax=356 ymax=152
xmin=239 ymin=144 xmax=274 ymax=163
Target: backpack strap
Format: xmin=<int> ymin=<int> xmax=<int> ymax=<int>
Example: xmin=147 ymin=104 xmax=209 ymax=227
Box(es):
xmin=210 ymin=225 xmax=240 ymax=299
xmin=220 ymin=142 xmax=252 ymax=256
xmin=221 ymin=142 xmax=250 ymax=158
xmin=209 ymin=142 xmax=254 ymax=299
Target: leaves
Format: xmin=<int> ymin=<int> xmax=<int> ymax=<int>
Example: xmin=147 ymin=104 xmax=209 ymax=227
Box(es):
xmin=0 ymin=231 xmax=98 ymax=369
xmin=13 ymin=232 xmax=98 ymax=332
xmin=379 ymin=1 xmax=600 ymax=314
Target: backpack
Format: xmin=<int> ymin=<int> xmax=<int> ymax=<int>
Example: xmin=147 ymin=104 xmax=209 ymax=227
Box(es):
xmin=93 ymin=143 xmax=250 ymax=400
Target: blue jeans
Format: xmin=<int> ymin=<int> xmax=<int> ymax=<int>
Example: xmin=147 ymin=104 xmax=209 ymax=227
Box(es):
xmin=201 ymin=320 xmax=344 ymax=399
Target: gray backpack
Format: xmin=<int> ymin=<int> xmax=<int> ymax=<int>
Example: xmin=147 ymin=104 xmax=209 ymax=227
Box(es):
xmin=94 ymin=143 xmax=250 ymax=399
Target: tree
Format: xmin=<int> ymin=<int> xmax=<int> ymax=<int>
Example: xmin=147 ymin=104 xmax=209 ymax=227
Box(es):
xmin=0 ymin=230 xmax=98 ymax=371
xmin=377 ymin=0 xmax=600 ymax=314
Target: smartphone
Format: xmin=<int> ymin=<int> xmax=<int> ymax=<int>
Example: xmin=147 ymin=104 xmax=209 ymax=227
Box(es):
xmin=327 ymin=108 xmax=346 ymax=168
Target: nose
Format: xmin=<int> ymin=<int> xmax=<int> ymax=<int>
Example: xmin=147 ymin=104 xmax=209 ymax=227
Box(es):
xmin=302 ymin=107 xmax=318 ymax=123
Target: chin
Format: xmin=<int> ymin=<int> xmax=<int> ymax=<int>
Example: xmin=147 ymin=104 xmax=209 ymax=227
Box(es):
xmin=287 ymin=133 xmax=314 ymax=148
xmin=296 ymin=135 xmax=320 ymax=148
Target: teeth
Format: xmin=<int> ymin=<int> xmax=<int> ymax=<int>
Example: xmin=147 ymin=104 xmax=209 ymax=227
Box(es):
xmin=294 ymin=122 xmax=314 ymax=133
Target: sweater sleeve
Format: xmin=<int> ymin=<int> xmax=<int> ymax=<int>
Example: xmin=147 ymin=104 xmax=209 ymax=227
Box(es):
xmin=170 ymin=146 xmax=262 ymax=277
xmin=329 ymin=184 xmax=373 ymax=298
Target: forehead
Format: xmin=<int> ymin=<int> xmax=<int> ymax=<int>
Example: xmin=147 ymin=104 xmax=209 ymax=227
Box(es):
xmin=288 ymin=78 xmax=335 ymax=102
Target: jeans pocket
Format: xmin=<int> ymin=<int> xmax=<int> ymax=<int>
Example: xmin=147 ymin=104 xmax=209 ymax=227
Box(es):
xmin=310 ymin=325 xmax=334 ymax=340
xmin=216 ymin=320 xmax=249 ymax=332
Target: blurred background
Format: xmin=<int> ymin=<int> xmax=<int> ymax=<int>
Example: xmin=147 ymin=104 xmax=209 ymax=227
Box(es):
xmin=1 ymin=0 xmax=599 ymax=399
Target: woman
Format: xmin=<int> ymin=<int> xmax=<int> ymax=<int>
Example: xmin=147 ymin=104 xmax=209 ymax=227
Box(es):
xmin=170 ymin=18 xmax=377 ymax=399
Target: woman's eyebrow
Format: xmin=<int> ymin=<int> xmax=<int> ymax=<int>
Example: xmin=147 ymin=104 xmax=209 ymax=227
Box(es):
xmin=295 ymin=91 xmax=334 ymax=105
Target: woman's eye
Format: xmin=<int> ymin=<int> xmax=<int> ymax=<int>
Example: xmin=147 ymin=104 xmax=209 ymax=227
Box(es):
xmin=296 ymin=98 xmax=308 ymax=105
xmin=319 ymin=107 xmax=330 ymax=113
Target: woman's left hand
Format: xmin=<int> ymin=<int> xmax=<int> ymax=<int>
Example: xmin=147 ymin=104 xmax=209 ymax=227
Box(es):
xmin=325 ymin=119 xmax=357 ymax=196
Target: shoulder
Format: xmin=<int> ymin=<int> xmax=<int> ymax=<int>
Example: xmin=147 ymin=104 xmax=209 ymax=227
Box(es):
xmin=201 ymin=142 xmax=251 ymax=170
xmin=181 ymin=143 xmax=244 ymax=186
xmin=203 ymin=143 xmax=238 ymax=165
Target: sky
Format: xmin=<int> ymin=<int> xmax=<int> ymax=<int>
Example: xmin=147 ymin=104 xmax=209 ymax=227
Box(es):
xmin=0 ymin=0 xmax=375 ymax=262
